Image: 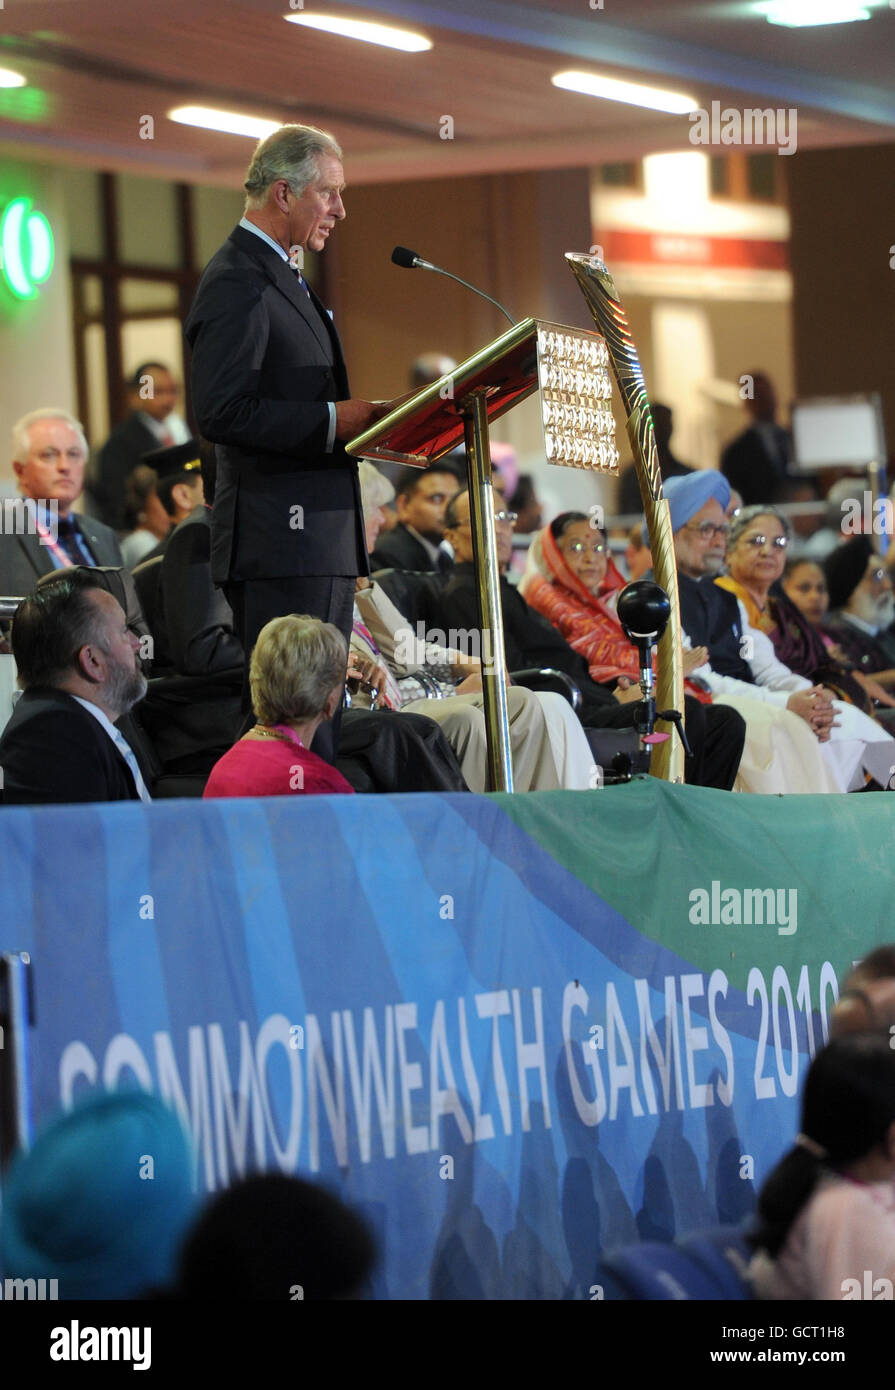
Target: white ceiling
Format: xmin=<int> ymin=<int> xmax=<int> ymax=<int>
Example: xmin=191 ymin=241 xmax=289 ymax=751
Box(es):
xmin=0 ymin=0 xmax=892 ymax=186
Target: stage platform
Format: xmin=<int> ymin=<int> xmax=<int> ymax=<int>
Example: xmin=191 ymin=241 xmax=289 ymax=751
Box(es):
xmin=0 ymin=781 xmax=888 ymax=1298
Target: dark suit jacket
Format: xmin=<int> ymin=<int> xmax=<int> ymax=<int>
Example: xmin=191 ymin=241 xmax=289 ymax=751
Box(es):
xmin=720 ymin=424 xmax=792 ymax=506
xmin=0 ymin=512 xmax=124 ymax=601
xmin=94 ymin=413 xmax=160 ymax=529
xmin=0 ymin=687 xmax=140 ymax=804
xmin=371 ymin=524 xmax=437 ymax=574
xmin=184 ymin=225 xmax=367 ymax=585
xmin=136 ymin=506 xmax=242 ymax=769
xmin=155 ymin=505 xmax=243 ymax=676
xmin=678 ymin=572 xmax=753 ymax=682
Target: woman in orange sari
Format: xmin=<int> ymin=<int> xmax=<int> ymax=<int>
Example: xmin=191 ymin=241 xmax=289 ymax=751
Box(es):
xmin=520 ymin=511 xmax=707 ymax=687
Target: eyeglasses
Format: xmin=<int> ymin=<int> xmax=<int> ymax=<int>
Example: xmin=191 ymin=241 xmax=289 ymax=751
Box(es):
xmin=684 ymin=522 xmax=731 ymax=541
xmin=743 ymin=533 xmax=788 ymax=550
xmin=564 ymin=541 xmax=607 ymax=556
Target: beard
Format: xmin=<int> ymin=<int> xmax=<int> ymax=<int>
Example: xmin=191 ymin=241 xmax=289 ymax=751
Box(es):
xmin=700 ymin=551 xmax=726 ymax=576
xmin=852 ymin=590 xmax=895 ymax=632
xmin=106 ymin=656 xmax=148 ymax=715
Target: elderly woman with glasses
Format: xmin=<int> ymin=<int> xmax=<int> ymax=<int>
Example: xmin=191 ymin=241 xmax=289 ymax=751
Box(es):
xmin=717 ymin=504 xmax=895 ymax=788
xmin=520 ymin=511 xmax=707 ymax=688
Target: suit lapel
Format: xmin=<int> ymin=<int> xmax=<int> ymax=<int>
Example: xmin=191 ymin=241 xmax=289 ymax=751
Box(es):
xmin=16 ymin=531 xmax=54 ymax=584
xmin=229 ymin=226 xmax=333 ymax=360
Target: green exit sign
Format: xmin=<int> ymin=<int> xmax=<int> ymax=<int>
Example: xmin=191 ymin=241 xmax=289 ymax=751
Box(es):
xmin=0 ymin=196 xmax=54 ymax=299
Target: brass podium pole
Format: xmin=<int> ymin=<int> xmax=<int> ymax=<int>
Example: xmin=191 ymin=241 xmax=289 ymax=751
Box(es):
xmin=461 ymin=390 xmax=514 ymax=793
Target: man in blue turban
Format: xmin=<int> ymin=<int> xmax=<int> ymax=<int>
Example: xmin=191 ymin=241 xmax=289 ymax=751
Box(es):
xmin=1 ymin=1089 xmax=197 ymax=1299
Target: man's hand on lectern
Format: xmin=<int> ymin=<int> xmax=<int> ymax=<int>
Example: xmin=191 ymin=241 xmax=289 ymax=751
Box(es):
xmin=335 ymin=398 xmax=392 ymax=441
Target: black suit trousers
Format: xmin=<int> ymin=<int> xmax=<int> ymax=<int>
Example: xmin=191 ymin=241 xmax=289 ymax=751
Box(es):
xmin=225 ymin=574 xmax=356 ymax=763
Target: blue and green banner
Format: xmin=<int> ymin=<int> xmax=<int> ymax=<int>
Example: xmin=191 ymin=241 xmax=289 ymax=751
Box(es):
xmin=0 ymin=782 xmax=888 ymax=1298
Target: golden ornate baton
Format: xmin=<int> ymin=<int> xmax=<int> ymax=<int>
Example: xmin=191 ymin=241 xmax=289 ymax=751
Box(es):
xmin=566 ymin=251 xmax=685 ymax=783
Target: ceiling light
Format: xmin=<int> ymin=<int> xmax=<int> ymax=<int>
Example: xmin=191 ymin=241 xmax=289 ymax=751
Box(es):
xmin=755 ymin=0 xmax=872 ymax=25
xmin=552 ymin=71 xmax=698 ymax=115
xmin=0 ymin=69 xmax=27 ymax=89
xmin=168 ymin=106 xmax=280 ymax=139
xmin=284 ymin=13 xmax=432 ymax=51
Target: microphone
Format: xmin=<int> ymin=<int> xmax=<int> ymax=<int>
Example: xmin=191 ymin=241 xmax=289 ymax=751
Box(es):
xmin=616 ymin=581 xmax=692 ymax=758
xmin=391 ymin=246 xmax=516 ymax=326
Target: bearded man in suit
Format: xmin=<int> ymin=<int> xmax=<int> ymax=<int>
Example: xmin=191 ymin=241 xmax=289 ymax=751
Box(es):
xmin=1 ymin=410 xmax=123 ymax=599
xmin=184 ymin=123 xmax=388 ymax=760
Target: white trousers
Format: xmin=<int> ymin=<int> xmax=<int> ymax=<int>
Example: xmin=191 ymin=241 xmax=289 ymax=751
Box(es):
xmin=402 ymin=688 xmax=595 ymax=793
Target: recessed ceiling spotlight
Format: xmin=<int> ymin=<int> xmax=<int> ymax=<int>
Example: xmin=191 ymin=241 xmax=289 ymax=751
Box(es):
xmin=552 ymin=70 xmax=699 ymax=115
xmin=755 ymin=0 xmax=873 ymax=26
xmin=284 ymin=13 xmax=432 ymax=52
xmin=0 ymin=68 xmax=27 ymax=88
xmin=168 ymin=106 xmax=280 ymax=139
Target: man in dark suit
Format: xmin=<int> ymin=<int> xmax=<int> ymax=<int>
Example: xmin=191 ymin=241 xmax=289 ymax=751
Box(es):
xmin=92 ymin=362 xmax=185 ymax=529
xmin=370 ymin=466 xmax=460 ymax=573
xmin=720 ymin=372 xmax=794 ymax=506
xmin=184 ymin=123 xmax=387 ymax=759
xmin=0 ymin=569 xmax=150 ymax=803
xmin=2 ymin=410 xmax=123 ymax=599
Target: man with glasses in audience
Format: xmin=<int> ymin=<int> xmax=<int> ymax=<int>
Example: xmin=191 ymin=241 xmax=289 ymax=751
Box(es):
xmin=1 ymin=410 xmax=123 ymax=601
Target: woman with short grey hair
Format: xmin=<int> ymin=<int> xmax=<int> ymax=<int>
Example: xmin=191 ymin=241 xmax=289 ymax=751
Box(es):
xmin=204 ymin=614 xmax=354 ymax=798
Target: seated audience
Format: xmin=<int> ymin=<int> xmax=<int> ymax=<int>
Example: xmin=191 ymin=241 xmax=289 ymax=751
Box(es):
xmin=720 ymin=508 xmax=888 ymax=712
xmin=823 ymin=536 xmax=895 ymax=680
xmin=0 ymin=1089 xmax=196 ymax=1299
xmin=138 ymin=440 xmax=205 ymax=563
xmin=119 ymin=464 xmax=171 ymax=568
xmin=666 ymin=471 xmax=854 ymax=794
xmin=92 ymin=361 xmax=188 ymax=529
xmin=713 ymin=502 xmax=895 ymax=787
xmin=370 ymin=465 xmax=458 ymax=573
xmin=784 ymin=555 xmax=895 ymax=713
xmin=436 ymin=487 xmax=746 ymax=791
xmin=354 ymin=464 xmax=602 ymax=792
xmin=204 ymin=610 xmax=467 ymax=796
xmin=520 ymin=511 xmax=708 ymax=688
xmin=0 ymin=570 xmax=151 ymax=804
xmin=750 ymin=1034 xmax=895 ymax=1300
xmin=170 ymin=1173 xmax=375 ymax=1300
xmin=1 ymin=409 xmax=123 ymax=599
xmin=204 ymin=614 xmax=354 ymax=797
